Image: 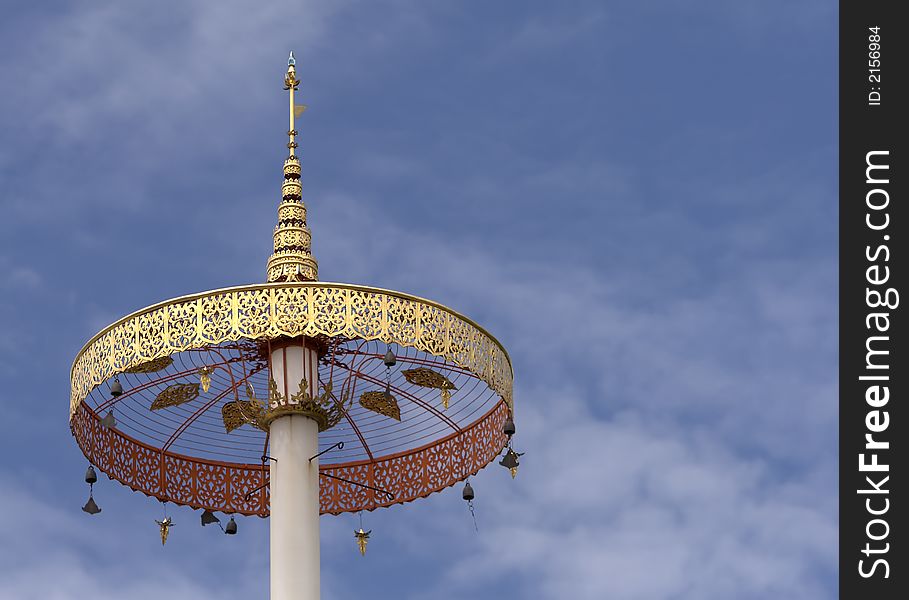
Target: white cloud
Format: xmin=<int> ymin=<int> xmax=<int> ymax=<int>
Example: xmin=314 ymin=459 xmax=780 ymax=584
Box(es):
xmin=0 ymin=2 xmax=835 ymax=597
xmin=0 ymin=475 xmax=266 ymax=600
xmin=303 ymin=177 xmax=837 ymax=598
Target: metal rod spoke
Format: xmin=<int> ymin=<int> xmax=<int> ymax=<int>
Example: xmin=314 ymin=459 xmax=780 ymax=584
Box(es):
xmin=309 ymin=441 xmax=344 ymax=462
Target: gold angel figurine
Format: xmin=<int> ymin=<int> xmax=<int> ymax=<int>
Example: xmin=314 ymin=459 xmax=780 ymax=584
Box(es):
xmin=155 ymin=517 xmax=174 ymax=545
xmin=354 ymin=528 xmax=371 ymax=556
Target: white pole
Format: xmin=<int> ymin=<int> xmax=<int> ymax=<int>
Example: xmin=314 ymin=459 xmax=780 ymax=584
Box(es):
xmin=269 ymin=340 xmax=321 ymax=600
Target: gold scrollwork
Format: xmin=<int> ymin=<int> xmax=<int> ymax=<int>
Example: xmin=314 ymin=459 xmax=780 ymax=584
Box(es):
xmin=151 ymin=383 xmax=200 ymax=410
xmin=70 ymin=283 xmax=513 ymax=419
xmin=262 ymin=378 xmax=351 ymax=432
xmin=125 ymin=356 xmax=173 ymax=374
xmin=360 ymin=390 xmax=401 ymax=421
xmin=402 ymin=368 xmax=457 ymax=409
xmin=221 ymin=397 xmax=266 ymax=433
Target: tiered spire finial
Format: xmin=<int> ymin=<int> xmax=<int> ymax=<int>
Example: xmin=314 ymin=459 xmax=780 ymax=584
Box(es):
xmin=266 ymin=52 xmax=319 ymax=283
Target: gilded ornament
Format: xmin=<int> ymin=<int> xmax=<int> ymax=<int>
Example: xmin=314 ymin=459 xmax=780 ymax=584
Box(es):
xmin=124 ymin=356 xmax=173 ymax=374
xmin=151 ymin=383 xmax=200 ymax=410
xmin=354 ymin=528 xmax=371 ymax=556
xmin=221 ymin=400 xmax=264 ymax=433
xmin=155 ymin=517 xmax=174 ymax=545
xmin=359 ymin=390 xmax=401 ymax=421
xmin=402 ymin=368 xmax=457 ymax=409
xmin=198 ymin=367 xmax=213 ymax=393
xmin=70 ymin=283 xmax=513 ymax=419
xmin=221 ymin=401 xmax=246 ymax=433
xmin=262 ymin=377 xmax=351 ymax=431
xmin=222 ymin=384 xmax=266 ymax=433
xmin=67 ymin=53 xmax=518 ymax=527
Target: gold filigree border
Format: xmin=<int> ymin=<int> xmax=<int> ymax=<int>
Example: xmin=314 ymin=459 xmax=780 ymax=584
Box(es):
xmin=70 ymin=282 xmax=513 ymax=418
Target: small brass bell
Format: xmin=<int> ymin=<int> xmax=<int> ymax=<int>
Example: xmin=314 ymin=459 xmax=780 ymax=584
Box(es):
xmin=383 ymin=348 xmax=396 ymax=367
xmin=225 ymin=517 xmax=237 ymax=535
xmin=85 ymin=466 xmax=98 ymax=485
xmin=110 ymin=378 xmax=123 ymax=397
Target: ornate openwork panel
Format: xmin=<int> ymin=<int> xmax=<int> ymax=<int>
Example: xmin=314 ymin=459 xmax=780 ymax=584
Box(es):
xmin=70 ymin=287 xmax=513 ymax=515
xmin=72 ymin=393 xmax=507 ymax=516
xmin=71 ymin=283 xmax=512 ymax=418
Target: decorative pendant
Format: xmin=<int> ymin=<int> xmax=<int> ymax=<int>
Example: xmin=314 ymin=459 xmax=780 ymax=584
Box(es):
xmin=221 ymin=396 xmax=266 ymax=433
xmin=151 ymin=383 xmax=200 ymax=410
xmin=401 ymin=368 xmax=457 ymax=410
xmin=198 ymin=367 xmax=213 ymax=393
xmin=359 ymin=390 xmax=401 ymax=421
xmin=155 ymin=517 xmax=174 ymax=545
xmin=354 ymin=528 xmax=371 ymax=556
xmin=125 ymin=356 xmax=174 ymax=374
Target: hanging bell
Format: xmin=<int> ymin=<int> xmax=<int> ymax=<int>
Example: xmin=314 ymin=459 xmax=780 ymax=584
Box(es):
xmin=200 ymin=510 xmax=220 ymax=527
xmin=110 ymin=378 xmax=123 ymax=397
xmin=503 ymin=416 xmax=516 ymax=437
xmin=85 ymin=465 xmax=98 ymax=485
xmin=100 ymin=411 xmax=117 ymax=429
xmin=462 ymin=481 xmax=475 ymax=501
xmin=383 ymin=348 xmax=397 ymax=367
xmin=225 ymin=517 xmax=237 ymax=535
xmin=82 ymin=495 xmax=101 ymax=515
xmin=499 ymin=448 xmax=522 ymax=478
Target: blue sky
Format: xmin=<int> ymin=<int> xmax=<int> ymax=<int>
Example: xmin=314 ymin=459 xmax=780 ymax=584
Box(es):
xmin=0 ymin=1 xmax=837 ymax=598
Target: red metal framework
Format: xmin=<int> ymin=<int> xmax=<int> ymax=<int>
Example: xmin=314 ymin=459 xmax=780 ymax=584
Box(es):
xmin=71 ymin=334 xmax=509 ymax=515
xmin=71 ymin=397 xmax=508 ymax=516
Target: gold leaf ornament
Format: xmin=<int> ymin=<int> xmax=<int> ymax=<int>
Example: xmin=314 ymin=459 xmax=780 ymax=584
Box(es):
xmin=221 ymin=401 xmax=247 ymax=433
xmin=402 ymin=368 xmax=457 ymax=409
xmin=222 ymin=385 xmax=266 ymax=433
xmin=151 ymin=383 xmax=200 ymax=410
xmin=125 ymin=356 xmax=174 ymax=374
xmin=360 ymin=390 xmax=401 ymax=421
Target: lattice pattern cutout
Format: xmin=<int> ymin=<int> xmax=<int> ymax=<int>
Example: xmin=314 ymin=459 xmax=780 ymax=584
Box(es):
xmin=359 ymin=390 xmax=401 ymax=421
xmin=125 ymin=356 xmax=173 ymax=373
xmin=71 ymin=283 xmax=513 ymax=418
xmin=151 ymin=383 xmax=199 ymax=410
xmin=402 ymin=368 xmax=457 ymax=409
xmin=72 ymin=400 xmax=508 ymax=516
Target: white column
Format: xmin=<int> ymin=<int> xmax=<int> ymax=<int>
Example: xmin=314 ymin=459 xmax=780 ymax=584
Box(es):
xmin=270 ymin=340 xmax=321 ymax=600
